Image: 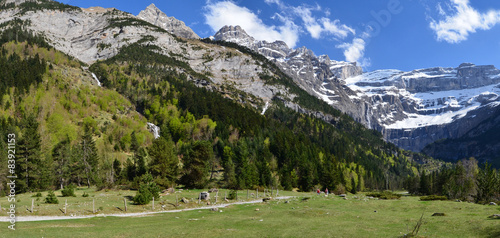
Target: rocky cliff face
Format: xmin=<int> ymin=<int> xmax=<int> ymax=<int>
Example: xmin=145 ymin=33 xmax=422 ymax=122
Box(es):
xmin=213 ymin=25 xmax=365 ymax=123
xmin=0 ymin=1 xmax=305 ymax=117
xmin=345 ymin=64 xmax=500 ymax=151
xmin=213 ymin=25 xmax=500 ymax=153
xmin=137 ymin=3 xmax=199 ymax=39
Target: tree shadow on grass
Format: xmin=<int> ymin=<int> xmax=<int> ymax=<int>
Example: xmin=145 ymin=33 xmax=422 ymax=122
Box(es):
xmin=482 ymin=221 xmax=500 ymax=238
xmin=124 ymin=195 xmax=134 ymax=201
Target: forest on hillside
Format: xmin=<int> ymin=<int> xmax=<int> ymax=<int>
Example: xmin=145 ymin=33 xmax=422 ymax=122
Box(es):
xmin=5 ymin=17 xmax=488 ymax=207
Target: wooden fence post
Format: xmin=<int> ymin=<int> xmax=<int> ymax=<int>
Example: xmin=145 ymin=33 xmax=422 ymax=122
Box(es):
xmin=64 ymin=199 xmax=67 ymax=214
xmin=224 ymin=191 xmax=227 ymax=200
xmin=247 ymin=190 xmax=249 ymax=200
xmin=124 ymin=198 xmax=127 ymax=212
xmin=176 ymin=194 xmax=178 ymax=207
xmin=93 ymin=199 xmax=95 ymax=213
xmin=271 ymin=187 xmax=274 ymax=197
xmin=215 ymin=191 xmax=218 ymax=204
xmin=31 ymin=199 xmax=34 ymax=213
xmin=256 ymin=189 xmax=258 ymax=198
xmin=152 ymin=197 xmax=155 ymax=210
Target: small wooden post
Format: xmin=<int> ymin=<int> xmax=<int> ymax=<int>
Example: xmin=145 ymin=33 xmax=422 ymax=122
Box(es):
xmin=152 ymin=197 xmax=155 ymax=210
xmin=93 ymin=199 xmax=95 ymax=213
xmin=31 ymin=199 xmax=34 ymax=213
xmin=277 ymin=189 xmax=279 ymax=197
xmin=176 ymin=194 xmax=178 ymax=207
xmin=256 ymin=189 xmax=258 ymax=198
xmin=64 ymin=199 xmax=67 ymax=214
xmin=224 ymin=191 xmax=227 ymax=200
xmin=198 ymin=193 xmax=201 ymax=205
xmin=247 ymin=190 xmax=249 ymax=200
xmin=271 ymin=187 xmax=274 ymax=197
xmin=124 ymin=198 xmax=127 ymax=212
xmin=215 ymin=191 xmax=218 ymax=204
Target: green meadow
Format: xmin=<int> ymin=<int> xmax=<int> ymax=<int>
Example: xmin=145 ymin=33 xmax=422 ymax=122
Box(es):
xmin=2 ymin=190 xmax=499 ymax=238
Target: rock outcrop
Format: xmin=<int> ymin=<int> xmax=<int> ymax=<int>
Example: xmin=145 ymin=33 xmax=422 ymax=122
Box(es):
xmin=137 ymin=3 xmax=199 ymax=39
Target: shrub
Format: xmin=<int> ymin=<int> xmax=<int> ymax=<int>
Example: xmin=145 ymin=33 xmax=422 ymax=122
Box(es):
xmin=61 ymin=184 xmax=76 ymax=197
xmin=228 ymin=190 xmax=238 ymax=200
xmin=333 ymin=184 xmax=346 ymax=195
xmin=32 ymin=192 xmax=42 ymax=197
xmin=133 ymin=173 xmax=161 ymax=205
xmin=45 ymin=191 xmax=59 ymax=204
xmin=82 ymin=192 xmax=89 ymax=197
xmin=420 ymin=195 xmax=447 ymax=201
xmin=366 ymin=191 xmax=402 ymax=200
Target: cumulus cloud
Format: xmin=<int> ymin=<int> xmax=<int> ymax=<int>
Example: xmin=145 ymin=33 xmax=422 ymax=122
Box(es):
xmin=268 ymin=1 xmax=355 ymax=40
xmin=204 ymin=1 xmax=300 ymax=47
xmin=430 ymin=0 xmax=500 ymax=43
xmin=336 ymin=38 xmax=370 ymax=67
xmin=205 ymin=0 xmax=367 ymax=66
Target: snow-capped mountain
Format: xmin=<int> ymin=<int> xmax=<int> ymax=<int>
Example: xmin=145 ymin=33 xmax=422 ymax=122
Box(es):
xmin=346 ymin=63 xmax=500 ymax=151
xmin=214 ymin=25 xmax=500 ymax=153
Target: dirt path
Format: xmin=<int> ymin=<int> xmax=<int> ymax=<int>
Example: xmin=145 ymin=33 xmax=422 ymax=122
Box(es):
xmin=1 ymin=196 xmax=293 ymax=222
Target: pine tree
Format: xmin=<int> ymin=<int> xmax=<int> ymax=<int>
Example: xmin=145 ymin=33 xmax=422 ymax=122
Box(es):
xmin=419 ymin=172 xmax=429 ymax=195
xmin=148 ymin=137 xmax=178 ymax=187
xmin=351 ymin=177 xmax=357 ymax=194
xmin=52 ymin=136 xmax=72 ymax=190
xmin=476 ymin=162 xmax=496 ymax=203
xmin=113 ymin=158 xmax=122 ymax=183
xmin=130 ymin=131 xmax=139 ymax=152
xmin=135 ymin=147 xmax=148 ymax=177
xmin=180 ymin=141 xmax=212 ymax=188
xmin=80 ymin=125 xmax=99 ymax=188
xmin=222 ymin=146 xmax=237 ymax=188
xmin=16 ymin=113 xmax=42 ymax=192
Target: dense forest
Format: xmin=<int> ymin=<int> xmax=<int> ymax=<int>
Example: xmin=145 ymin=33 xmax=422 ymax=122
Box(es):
xmin=406 ymin=158 xmax=500 ymax=203
xmin=0 ymin=18 xmax=439 ymax=205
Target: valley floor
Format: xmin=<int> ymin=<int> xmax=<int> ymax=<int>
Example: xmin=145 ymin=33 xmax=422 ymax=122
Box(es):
xmin=1 ymin=191 xmax=499 ymax=237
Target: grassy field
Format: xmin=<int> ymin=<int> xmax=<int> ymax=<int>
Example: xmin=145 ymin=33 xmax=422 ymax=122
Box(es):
xmin=1 ymin=190 xmax=500 ymax=237
xmin=0 ymin=187 xmax=282 ymax=216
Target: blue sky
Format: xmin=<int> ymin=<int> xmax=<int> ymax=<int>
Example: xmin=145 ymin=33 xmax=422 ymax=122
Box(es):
xmin=60 ymin=0 xmax=500 ymax=72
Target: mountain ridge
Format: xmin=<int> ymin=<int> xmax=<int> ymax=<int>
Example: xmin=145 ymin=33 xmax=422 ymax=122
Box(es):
xmin=137 ymin=3 xmax=199 ymax=40
xmin=212 ymin=24 xmax=500 ymax=158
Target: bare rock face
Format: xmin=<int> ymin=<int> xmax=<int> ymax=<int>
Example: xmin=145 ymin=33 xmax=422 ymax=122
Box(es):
xmin=213 ymin=25 xmax=363 ymax=122
xmin=137 ymin=3 xmax=199 ymax=39
xmin=213 ymin=25 xmax=500 ymax=155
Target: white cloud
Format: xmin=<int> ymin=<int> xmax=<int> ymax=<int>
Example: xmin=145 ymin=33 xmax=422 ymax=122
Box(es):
xmin=336 ymin=38 xmax=370 ymax=67
xmin=267 ymin=0 xmax=354 ymax=40
xmin=204 ymin=1 xmax=300 ymax=47
xmin=321 ymin=18 xmax=355 ymax=39
xmin=430 ymin=0 xmax=500 ymax=43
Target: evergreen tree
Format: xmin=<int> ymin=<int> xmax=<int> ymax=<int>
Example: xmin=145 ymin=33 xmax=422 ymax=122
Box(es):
xmin=80 ymin=125 xmax=99 ymax=188
xmin=419 ymin=172 xmax=429 ymax=195
xmin=125 ymin=158 xmax=136 ymax=181
xmin=113 ymin=158 xmax=122 ymax=183
xmin=52 ymin=136 xmax=72 ymax=190
xmin=134 ymin=147 xmax=148 ymax=177
xmin=133 ymin=173 xmax=161 ymax=205
xmin=180 ymin=141 xmax=212 ymax=188
xmin=476 ymin=162 xmax=497 ymax=203
xmin=16 ymin=113 xmax=42 ymax=192
xmin=351 ymin=177 xmax=357 ymax=194
xmin=222 ymin=146 xmax=237 ymax=188
xmin=148 ymin=137 xmax=178 ymax=187
xmin=130 ymin=131 xmax=139 ymax=152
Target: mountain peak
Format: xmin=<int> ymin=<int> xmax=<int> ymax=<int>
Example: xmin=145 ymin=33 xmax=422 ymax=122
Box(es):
xmin=213 ymin=25 xmax=255 ymax=47
xmin=137 ymin=3 xmax=199 ymax=39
